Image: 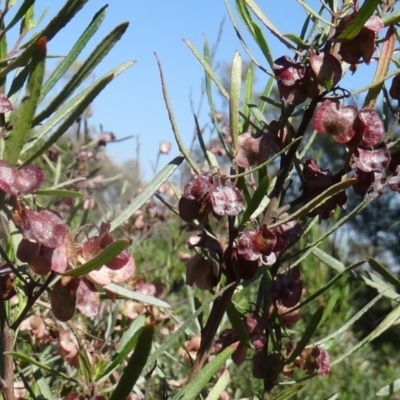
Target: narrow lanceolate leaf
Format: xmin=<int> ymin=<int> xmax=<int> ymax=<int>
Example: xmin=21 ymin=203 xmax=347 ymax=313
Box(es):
xmin=227 ymin=303 xmax=251 ymax=348
xmin=333 ymin=304 xmax=400 ymax=366
xmin=184 ymin=39 xmax=229 ymax=100
xmin=285 ymin=306 xmax=324 ymax=365
xmin=242 ymin=62 xmax=254 ymax=132
xmin=235 ymin=0 xmax=274 ymax=68
xmin=34 ymin=189 xmax=82 ymax=198
xmin=363 ymin=26 xmax=395 ymax=109
xmin=4 ymin=37 xmax=46 ymax=165
xmin=315 ymin=293 xmax=383 ymax=347
xmin=40 ymin=5 xmax=108 ymax=101
xmin=376 ymin=378 xmax=400 ymax=396
xmin=240 ymin=175 xmax=270 ymax=227
xmin=311 ymin=246 xmax=346 ymax=273
xmin=297 ymin=260 xmax=365 ymax=312
xmin=0 ymin=18 xmax=7 ymax=90
xmin=34 ymin=22 xmax=129 ymax=125
xmin=62 ymin=239 xmax=129 ymax=277
xmin=0 ymin=0 xmax=88 ymax=78
xmin=103 ymin=283 xmax=170 ymax=309
xmin=24 ymin=0 xmax=88 ymax=46
xmin=155 ymin=53 xmax=199 ymax=174
xmin=367 ymin=257 xmax=400 ymax=294
xmin=96 ymin=315 xmax=147 ymax=382
xmin=271 ymin=384 xmax=305 ymax=400
xmin=244 ymin=0 xmax=298 ymax=52
xmin=336 ymin=0 xmax=381 ymax=41
xmin=20 ymin=0 xmax=35 ymax=34
xmin=7 ymin=352 xmax=78 ymax=383
xmin=32 ymin=365 xmax=55 ymax=400
xmin=109 ymin=325 xmax=154 ymax=400
xmin=172 ymin=345 xmax=236 ymax=400
xmin=109 ymin=155 xmax=184 ymax=232
xmin=382 ymin=8 xmax=400 ymax=27
xmin=230 ymin=51 xmax=241 ymax=158
xmin=5 ymin=0 xmax=36 ymax=34
xmin=205 ymin=370 xmax=230 ymax=400
xmin=20 ymin=61 xmax=135 ymax=165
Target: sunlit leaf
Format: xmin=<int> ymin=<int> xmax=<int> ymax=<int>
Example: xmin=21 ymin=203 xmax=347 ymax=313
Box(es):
xmin=172 ymin=345 xmax=236 ymax=400
xmin=103 ymin=283 xmax=170 ymax=308
xmin=62 ymin=239 xmax=129 ymax=277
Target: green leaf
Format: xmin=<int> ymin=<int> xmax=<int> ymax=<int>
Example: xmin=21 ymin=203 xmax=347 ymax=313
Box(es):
xmin=242 ymin=62 xmax=254 ymax=132
xmin=336 ymin=0 xmax=381 ymax=41
xmin=285 ymin=306 xmax=324 ymax=365
xmin=23 ymin=0 xmax=88 ymax=46
xmin=172 ymin=345 xmax=236 ymax=400
xmin=32 ymin=364 xmax=55 ymax=400
xmin=34 ymin=189 xmax=82 ymax=198
xmin=155 ymin=54 xmax=199 ymax=173
xmin=8 ymin=352 xmax=78 ymax=383
xmin=109 ymin=324 xmax=154 ymax=400
xmin=240 ymin=175 xmax=270 ymax=227
xmin=203 ymin=38 xmax=230 ymax=158
xmin=205 ymin=369 xmax=230 ymax=400
xmin=40 ymin=5 xmax=108 ymax=101
xmin=333 ymin=303 xmax=400 ymax=366
xmin=103 ymin=283 xmax=170 ymax=309
xmin=244 ymin=0 xmax=298 ymax=52
xmin=20 ymin=61 xmax=135 ymax=165
xmin=4 ymin=38 xmax=46 ymax=165
xmin=5 ymin=0 xmax=36 ymax=34
xmin=185 ymin=39 xmax=229 ymax=100
xmin=224 ymin=0 xmax=270 ymax=74
xmin=296 ymin=0 xmax=335 ymax=28
xmin=382 ymin=8 xmax=400 ymax=26
xmin=296 ymin=260 xmax=364 ymax=312
xmin=0 ymin=0 xmax=88 ymax=78
xmin=367 ymin=257 xmax=400 ymax=294
xmin=376 ymin=378 xmax=400 ymax=396
xmin=34 ymin=21 xmax=129 ymax=125
xmin=96 ymin=315 xmax=147 ymax=382
xmin=283 ymin=33 xmax=308 ymax=48
xmin=316 ymin=292 xmax=383 ymax=347
xmin=62 ymin=239 xmax=129 ymax=277
xmin=78 ymin=348 xmax=93 ymax=383
xmin=311 ymin=246 xmax=346 ymax=273
xmin=109 ymin=155 xmax=184 ymax=232
xmin=230 ymin=51 xmax=241 ymax=158
xmin=287 ymin=197 xmax=373 ymax=267
xmin=361 ymin=272 xmax=399 ymax=300
xmin=235 ymin=0 xmax=274 ymax=68
xmin=271 ymin=384 xmax=305 ymax=400
xmin=319 ymin=276 xmax=346 ymax=327
xmin=20 ymin=0 xmax=35 ymax=33
xmin=227 ymin=303 xmax=251 ymax=348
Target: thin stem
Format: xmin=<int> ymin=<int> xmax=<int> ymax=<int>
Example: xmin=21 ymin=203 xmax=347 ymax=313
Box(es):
xmin=11 ymin=273 xmax=54 ymax=330
xmin=155 ymin=53 xmax=200 ymax=174
xmin=188 ymin=281 xmax=237 ymax=381
xmin=269 ymin=96 xmax=321 ymax=201
xmin=0 ymin=289 xmax=14 ymax=400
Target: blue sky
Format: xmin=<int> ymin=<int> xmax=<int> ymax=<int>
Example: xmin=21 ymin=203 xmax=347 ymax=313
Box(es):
xmin=9 ymin=1 xmax=380 ymax=178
